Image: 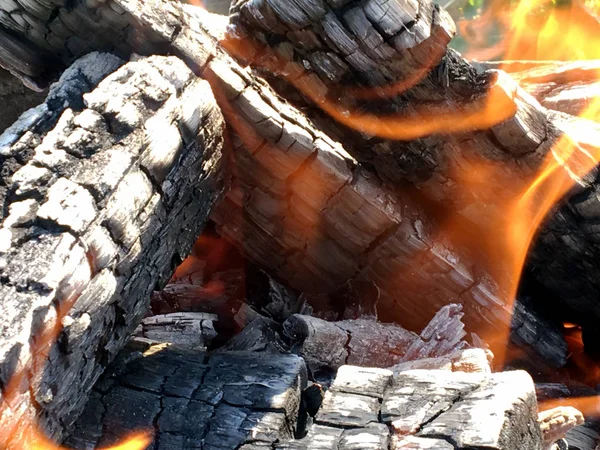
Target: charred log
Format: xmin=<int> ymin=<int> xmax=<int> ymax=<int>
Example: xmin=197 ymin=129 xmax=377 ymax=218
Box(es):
xmin=0 ymin=53 xmax=225 ymax=444
xmin=65 ymin=342 xmax=307 ymax=449
xmin=67 ymin=318 xmax=564 ymax=450
xmin=225 ymin=0 xmax=600 ymax=339
xmin=283 ymin=303 xmax=468 ymax=374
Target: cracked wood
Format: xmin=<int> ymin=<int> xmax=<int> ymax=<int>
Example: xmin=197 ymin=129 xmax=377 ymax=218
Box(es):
xmin=0 ymin=53 xmax=225 ymax=444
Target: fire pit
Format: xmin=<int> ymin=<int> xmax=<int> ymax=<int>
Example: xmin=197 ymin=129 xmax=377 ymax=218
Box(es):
xmin=0 ymin=0 xmax=599 ymax=449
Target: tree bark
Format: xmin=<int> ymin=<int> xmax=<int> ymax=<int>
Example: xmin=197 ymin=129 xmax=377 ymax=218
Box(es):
xmin=0 ymin=52 xmax=225 ymax=445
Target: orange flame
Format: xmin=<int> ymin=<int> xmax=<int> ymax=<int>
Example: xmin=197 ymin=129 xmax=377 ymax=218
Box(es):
xmin=458 ymin=1 xmax=600 ymax=365
xmin=459 ymin=0 xmax=600 ymax=62
xmin=540 ymin=396 xmax=600 ymax=417
xmin=18 ymin=429 xmax=152 ymax=450
xmin=221 ymin=36 xmax=517 ymax=141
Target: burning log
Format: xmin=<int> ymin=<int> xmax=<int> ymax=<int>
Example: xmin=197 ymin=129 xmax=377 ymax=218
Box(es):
xmin=479 ymin=60 xmax=600 ymax=117
xmin=0 ymin=53 xmax=225 ymax=445
xmin=0 ymin=1 xmax=599 ymax=443
xmin=223 ymin=0 xmax=600 ymax=341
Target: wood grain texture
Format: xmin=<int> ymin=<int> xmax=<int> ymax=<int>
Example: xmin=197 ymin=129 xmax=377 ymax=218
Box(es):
xmin=65 ymin=342 xmax=307 ymax=450
xmin=0 ymin=68 xmax=45 ymax=133
xmin=282 ymin=303 xmax=468 ymax=373
xmin=0 ymin=53 xmax=225 ymax=445
xmin=283 ymin=367 xmax=542 ymax=450
xmin=66 ymin=327 xmax=546 ymax=450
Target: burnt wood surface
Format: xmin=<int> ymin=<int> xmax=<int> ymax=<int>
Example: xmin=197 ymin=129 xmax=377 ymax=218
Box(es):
xmin=65 ymin=343 xmax=308 ymax=449
xmin=66 ymin=329 xmax=549 ymax=450
xmin=225 ymin=0 xmax=600 ymax=336
xmin=0 ymin=53 xmax=225 ymax=445
xmin=283 ymin=303 xmax=468 ymax=374
xmin=1 ymin=1 xmax=600 ymax=351
xmin=0 ymin=68 xmax=45 ymax=133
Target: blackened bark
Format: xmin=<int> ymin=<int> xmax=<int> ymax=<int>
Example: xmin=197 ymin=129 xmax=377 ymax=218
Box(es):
xmin=0 ymin=53 xmax=225 ymax=445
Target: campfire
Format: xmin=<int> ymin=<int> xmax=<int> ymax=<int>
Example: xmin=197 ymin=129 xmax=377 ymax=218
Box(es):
xmin=0 ymin=0 xmax=600 ymax=448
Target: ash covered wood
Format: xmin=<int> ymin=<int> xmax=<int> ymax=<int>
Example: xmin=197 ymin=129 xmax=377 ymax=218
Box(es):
xmin=0 ymin=53 xmax=225 ymax=444
xmin=390 ymin=347 xmax=492 ymax=374
xmin=538 ymin=407 xmax=584 ymax=450
xmin=280 ymin=365 xmax=546 ymax=450
xmin=283 ymin=304 xmax=467 ymax=373
xmin=387 ymin=370 xmax=542 ymax=449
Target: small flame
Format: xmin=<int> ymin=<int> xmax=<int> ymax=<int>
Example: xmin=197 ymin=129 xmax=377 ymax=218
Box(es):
xmin=459 ymin=0 xmax=600 ymax=61
xmin=17 ymin=429 xmax=152 ymax=450
xmin=540 ymin=396 xmax=600 ymax=417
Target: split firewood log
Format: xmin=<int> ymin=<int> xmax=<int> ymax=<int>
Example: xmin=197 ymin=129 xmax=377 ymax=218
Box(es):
xmin=0 ymin=53 xmax=225 ymax=445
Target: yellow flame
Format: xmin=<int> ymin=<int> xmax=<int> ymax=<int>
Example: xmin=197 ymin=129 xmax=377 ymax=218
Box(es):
xmin=21 ymin=429 xmax=152 ymax=450
xmin=461 ymin=0 xmax=600 ymax=61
